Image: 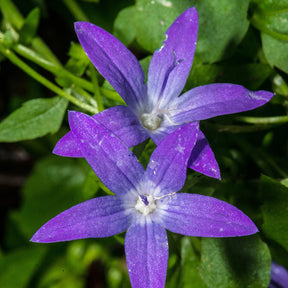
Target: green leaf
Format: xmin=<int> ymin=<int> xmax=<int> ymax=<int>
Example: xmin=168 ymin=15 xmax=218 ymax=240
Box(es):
xmin=251 ymin=0 xmax=288 ymax=40
xmin=16 ymin=156 xmax=89 ymax=238
xmin=134 ymin=0 xmax=194 ymax=53
xmin=114 ymin=0 xmax=250 ymax=63
xmin=261 ymin=175 xmax=288 ymax=251
xmin=251 ymin=0 xmax=288 ymax=10
xmin=57 ymin=43 xmax=91 ymax=87
xmin=251 ymin=1 xmax=288 ymax=41
xmin=180 ymin=237 xmax=207 ymax=288
xmin=0 ymin=246 xmax=46 ymax=288
xmin=0 ymin=0 xmax=24 ymax=30
xmin=37 ymin=256 xmax=84 ymax=288
xmin=81 ymin=167 xmax=100 ymax=199
xmin=281 ymin=178 xmax=288 ymax=188
xmin=2 ymin=29 xmax=17 ymax=48
xmin=251 ymin=0 xmax=288 ymax=73
xmin=214 ymin=63 xmax=272 ymax=90
xmin=187 ymin=59 xmax=272 ymax=90
xmin=65 ymin=43 xmax=90 ymax=76
xmin=195 ymin=0 xmax=250 ymax=63
xmin=0 ymin=96 xmax=68 ymax=142
xmin=19 ymin=8 xmax=40 ymax=45
xmin=199 ymin=236 xmax=271 ymax=288
xmin=113 ymin=6 xmax=137 ymax=46
xmin=139 ymin=55 xmax=152 ymax=79
xmin=262 ymin=33 xmax=288 ymax=73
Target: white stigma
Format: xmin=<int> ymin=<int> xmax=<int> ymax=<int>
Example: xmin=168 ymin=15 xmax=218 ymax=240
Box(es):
xmin=140 ymin=113 xmax=163 ymax=130
xmin=135 ymin=195 xmax=157 ymax=216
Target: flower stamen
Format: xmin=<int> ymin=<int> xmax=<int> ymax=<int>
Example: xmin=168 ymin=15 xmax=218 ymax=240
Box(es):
xmin=141 ymin=113 xmax=164 ymax=130
xmin=135 ymin=195 xmax=157 ymax=216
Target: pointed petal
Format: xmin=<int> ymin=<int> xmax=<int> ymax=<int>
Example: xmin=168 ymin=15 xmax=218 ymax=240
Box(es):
xmin=125 ymin=222 xmax=168 ymax=288
xmin=161 ymin=193 xmax=258 ymax=237
xmin=171 ymin=84 xmax=274 ymax=123
xmin=270 ymin=261 xmax=288 ymax=288
xmin=53 ymin=106 xmax=149 ymax=157
xmin=147 ymin=8 xmax=198 ymax=109
xmin=53 ymin=131 xmax=82 ymax=157
xmin=93 ymin=105 xmax=148 ymax=147
xmin=148 ymin=124 xmax=181 ymax=146
xmin=75 ymin=22 xmax=146 ymax=111
xmin=69 ymin=111 xmax=144 ymax=195
xmin=31 ymin=196 xmax=130 ymax=243
xmin=188 ymin=130 xmax=221 ymax=179
xmin=146 ymin=122 xmax=199 ymax=195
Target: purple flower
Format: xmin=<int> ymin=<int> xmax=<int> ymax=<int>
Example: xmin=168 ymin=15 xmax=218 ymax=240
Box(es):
xmin=269 ymin=261 xmax=288 ymax=288
xmin=32 ymin=111 xmax=258 ymax=288
xmin=53 ymin=7 xmax=273 ymax=179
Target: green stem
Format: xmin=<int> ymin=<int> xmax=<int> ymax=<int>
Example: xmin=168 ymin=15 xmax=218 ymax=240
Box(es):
xmin=0 ymin=46 xmax=98 ymax=114
xmin=90 ymin=64 xmax=104 ymax=111
xmin=14 ymin=44 xmax=95 ymax=91
xmin=0 ymin=0 xmax=61 ymax=66
xmin=62 ymin=0 xmax=90 ymax=22
xmin=30 ymin=37 xmax=62 ymax=67
xmin=101 ymin=87 xmax=125 ymax=104
xmin=13 ymin=43 xmax=119 ymax=101
xmin=73 ymin=86 xmax=98 ymax=108
xmin=236 ymin=115 xmax=288 ymax=125
xmin=204 ymin=123 xmax=275 ymax=133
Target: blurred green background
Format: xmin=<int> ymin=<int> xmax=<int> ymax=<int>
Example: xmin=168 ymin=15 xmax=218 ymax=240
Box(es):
xmin=1 ymin=0 xmax=288 ymax=287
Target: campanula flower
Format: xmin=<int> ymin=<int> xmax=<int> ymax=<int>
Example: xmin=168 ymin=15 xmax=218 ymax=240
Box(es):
xmin=269 ymin=261 xmax=288 ymax=288
xmin=32 ymin=111 xmax=258 ymax=288
xmin=53 ymin=7 xmax=273 ymax=179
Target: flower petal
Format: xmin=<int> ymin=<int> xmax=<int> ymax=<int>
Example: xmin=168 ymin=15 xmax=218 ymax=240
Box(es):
xmin=270 ymin=261 xmax=288 ymax=288
xmin=75 ymin=22 xmax=146 ymax=111
xmin=171 ymin=84 xmax=274 ymax=123
xmin=125 ymin=222 xmax=168 ymax=288
xmin=53 ymin=106 xmax=148 ymax=157
xmin=161 ymin=193 xmax=258 ymax=237
xmin=146 ymin=122 xmax=199 ymax=195
xmin=148 ymin=124 xmax=182 ymax=146
xmin=31 ymin=196 xmax=130 ymax=243
xmin=147 ymin=7 xmax=198 ymax=109
xmin=188 ymin=130 xmax=221 ymax=179
xmin=69 ymin=111 xmax=144 ymax=195
xmin=53 ymin=131 xmax=82 ymax=157
xmin=93 ymin=105 xmax=148 ymax=147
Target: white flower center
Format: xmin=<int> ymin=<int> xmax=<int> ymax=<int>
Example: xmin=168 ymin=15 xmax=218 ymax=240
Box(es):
xmin=140 ymin=113 xmax=164 ymax=130
xmin=135 ymin=195 xmax=157 ymax=216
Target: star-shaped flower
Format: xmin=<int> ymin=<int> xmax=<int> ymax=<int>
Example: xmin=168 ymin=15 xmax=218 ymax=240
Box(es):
xmin=54 ymin=7 xmax=273 ymax=179
xmin=32 ymin=111 xmax=258 ymax=288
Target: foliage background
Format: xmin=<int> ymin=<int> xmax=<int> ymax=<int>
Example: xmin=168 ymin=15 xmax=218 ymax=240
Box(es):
xmin=0 ymin=0 xmax=288 ymax=287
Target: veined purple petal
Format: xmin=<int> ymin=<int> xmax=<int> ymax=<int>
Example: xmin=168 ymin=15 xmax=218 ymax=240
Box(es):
xmin=146 ymin=122 xmax=199 ymax=195
xmin=149 ymin=124 xmax=182 ymax=146
xmin=75 ymin=22 xmax=146 ymax=112
xmin=69 ymin=111 xmax=144 ymax=195
xmin=31 ymin=196 xmax=130 ymax=243
xmin=161 ymin=193 xmax=258 ymax=237
xmin=171 ymin=84 xmax=274 ymax=123
xmin=93 ymin=105 xmax=148 ymax=147
xmin=125 ymin=222 xmax=168 ymax=288
xmin=188 ymin=130 xmax=221 ymax=179
xmin=53 ymin=131 xmax=83 ymax=157
xmin=147 ymin=7 xmax=198 ymax=109
xmin=53 ymin=106 xmax=148 ymax=157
